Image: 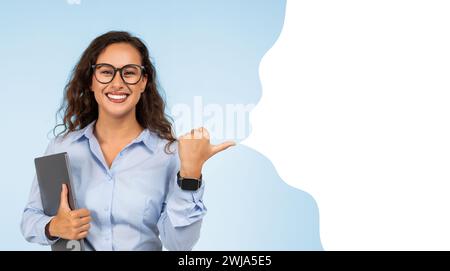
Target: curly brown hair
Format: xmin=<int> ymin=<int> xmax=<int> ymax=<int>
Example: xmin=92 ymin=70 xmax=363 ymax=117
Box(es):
xmin=53 ymin=31 xmax=176 ymax=152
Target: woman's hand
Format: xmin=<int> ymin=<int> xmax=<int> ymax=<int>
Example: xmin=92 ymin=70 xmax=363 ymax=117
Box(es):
xmin=178 ymin=127 xmax=235 ymax=178
xmin=47 ymin=184 xmax=92 ymax=240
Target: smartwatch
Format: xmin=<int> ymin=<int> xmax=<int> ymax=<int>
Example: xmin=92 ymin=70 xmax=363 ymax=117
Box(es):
xmin=177 ymin=171 xmax=202 ymax=191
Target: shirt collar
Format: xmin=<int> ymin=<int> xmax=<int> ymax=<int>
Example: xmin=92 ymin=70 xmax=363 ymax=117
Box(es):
xmin=69 ymin=120 xmax=158 ymax=153
xmin=69 ymin=120 xmax=96 ymax=143
xmin=134 ymin=129 xmax=158 ymax=153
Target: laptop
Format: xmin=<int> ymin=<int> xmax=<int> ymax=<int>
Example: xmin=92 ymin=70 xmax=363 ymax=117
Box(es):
xmin=34 ymin=152 xmax=86 ymax=251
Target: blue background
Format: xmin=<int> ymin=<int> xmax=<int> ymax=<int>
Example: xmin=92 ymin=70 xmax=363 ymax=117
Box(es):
xmin=0 ymin=0 xmax=322 ymax=250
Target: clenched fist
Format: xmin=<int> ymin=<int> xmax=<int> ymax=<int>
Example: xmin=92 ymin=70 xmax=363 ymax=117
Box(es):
xmin=47 ymin=184 xmax=91 ymax=240
xmin=178 ymin=127 xmax=235 ymax=178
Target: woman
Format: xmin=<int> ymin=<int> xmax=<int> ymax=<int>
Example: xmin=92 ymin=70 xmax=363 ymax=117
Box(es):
xmin=20 ymin=31 xmax=234 ymax=251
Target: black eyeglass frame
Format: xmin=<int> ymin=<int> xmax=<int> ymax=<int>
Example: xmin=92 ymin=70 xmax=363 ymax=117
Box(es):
xmin=91 ymin=63 xmax=146 ymax=85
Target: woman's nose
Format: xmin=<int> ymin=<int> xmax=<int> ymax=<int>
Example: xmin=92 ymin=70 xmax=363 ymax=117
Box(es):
xmin=110 ymin=71 xmax=126 ymax=88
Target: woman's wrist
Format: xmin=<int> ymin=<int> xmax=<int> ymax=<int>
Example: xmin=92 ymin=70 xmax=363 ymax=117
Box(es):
xmin=180 ymin=163 xmax=202 ymax=179
xmin=45 ymin=218 xmax=58 ymax=240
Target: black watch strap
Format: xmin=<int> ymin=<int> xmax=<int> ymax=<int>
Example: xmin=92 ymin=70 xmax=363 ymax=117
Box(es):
xmin=177 ymin=171 xmax=202 ymax=191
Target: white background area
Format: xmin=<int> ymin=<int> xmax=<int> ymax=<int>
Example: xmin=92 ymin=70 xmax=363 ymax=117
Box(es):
xmin=243 ymin=0 xmax=450 ymax=250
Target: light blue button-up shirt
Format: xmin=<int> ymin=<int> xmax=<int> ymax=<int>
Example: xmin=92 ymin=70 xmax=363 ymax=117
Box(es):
xmin=21 ymin=121 xmax=207 ymax=251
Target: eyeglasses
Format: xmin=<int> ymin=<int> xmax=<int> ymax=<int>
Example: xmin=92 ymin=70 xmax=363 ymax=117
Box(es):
xmin=91 ymin=63 xmax=145 ymax=85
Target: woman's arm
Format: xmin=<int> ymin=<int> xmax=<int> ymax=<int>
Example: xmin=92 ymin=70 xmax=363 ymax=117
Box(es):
xmin=157 ymin=127 xmax=234 ymax=250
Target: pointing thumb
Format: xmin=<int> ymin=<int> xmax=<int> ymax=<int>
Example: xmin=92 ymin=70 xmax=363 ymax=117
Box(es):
xmin=211 ymin=141 xmax=236 ymax=156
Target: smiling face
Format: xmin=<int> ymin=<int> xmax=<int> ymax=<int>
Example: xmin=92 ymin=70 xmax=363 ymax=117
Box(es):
xmin=91 ymin=42 xmax=147 ymax=120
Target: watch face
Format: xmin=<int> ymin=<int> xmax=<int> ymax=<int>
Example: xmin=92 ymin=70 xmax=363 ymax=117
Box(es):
xmin=181 ymin=179 xmax=200 ymax=191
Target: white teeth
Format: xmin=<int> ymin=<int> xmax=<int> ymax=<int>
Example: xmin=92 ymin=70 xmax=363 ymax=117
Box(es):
xmin=107 ymin=93 xmax=127 ymax=100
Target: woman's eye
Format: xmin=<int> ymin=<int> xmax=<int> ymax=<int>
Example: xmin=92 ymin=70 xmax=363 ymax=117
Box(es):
xmin=101 ymin=70 xmax=113 ymax=75
xmin=124 ymin=72 xmax=136 ymax=76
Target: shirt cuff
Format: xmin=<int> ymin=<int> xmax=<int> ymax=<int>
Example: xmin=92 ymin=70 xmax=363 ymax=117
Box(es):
xmin=39 ymin=216 xmax=60 ymax=246
xmin=172 ymin=177 xmax=205 ymax=204
xmin=166 ymin=176 xmax=207 ymax=227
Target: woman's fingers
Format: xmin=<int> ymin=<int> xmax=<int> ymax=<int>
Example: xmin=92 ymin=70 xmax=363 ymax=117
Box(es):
xmin=182 ymin=127 xmax=210 ymax=140
xmin=71 ymin=216 xmax=91 ymax=228
xmin=76 ymin=216 xmax=91 ymax=227
xmin=79 ymin=216 xmax=92 ymax=225
xmin=77 ymin=223 xmax=91 ymax=232
xmin=77 ymin=231 xmax=89 ymax=240
xmin=70 ymin=208 xmax=90 ymax=218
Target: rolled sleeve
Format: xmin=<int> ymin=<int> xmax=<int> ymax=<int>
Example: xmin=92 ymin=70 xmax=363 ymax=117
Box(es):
xmin=166 ymin=174 xmax=207 ymax=227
